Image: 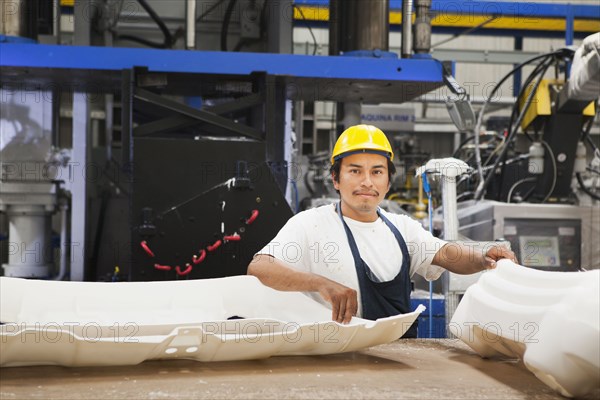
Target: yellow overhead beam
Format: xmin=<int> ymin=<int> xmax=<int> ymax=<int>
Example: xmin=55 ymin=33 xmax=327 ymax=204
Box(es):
xmin=294 ymin=6 xmax=600 ymax=34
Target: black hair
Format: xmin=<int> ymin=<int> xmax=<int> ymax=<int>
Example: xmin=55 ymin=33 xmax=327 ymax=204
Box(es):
xmin=330 ymin=158 xmax=396 ymax=194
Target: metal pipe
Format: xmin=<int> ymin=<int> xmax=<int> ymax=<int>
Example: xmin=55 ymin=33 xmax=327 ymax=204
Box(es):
xmin=186 ymin=0 xmax=196 ymax=50
xmin=328 ymin=0 xmax=340 ymax=55
xmin=70 ymin=92 xmax=90 ymax=281
xmin=54 ymin=201 xmax=69 ymax=281
xmin=53 ymin=0 xmax=61 ymax=43
xmin=441 ymin=176 xmax=459 ymax=240
xmin=401 ymin=0 xmax=413 ymax=58
xmin=330 ymin=1 xmax=390 ymax=131
xmin=330 ymin=0 xmax=389 ymax=54
xmin=342 ymin=102 xmax=361 ymax=130
xmin=349 ymin=0 xmax=389 ymax=51
xmin=413 ymin=0 xmax=431 ymax=54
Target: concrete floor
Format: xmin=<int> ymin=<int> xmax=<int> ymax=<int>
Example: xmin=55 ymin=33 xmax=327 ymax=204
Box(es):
xmin=1 ymin=339 xmax=598 ymax=400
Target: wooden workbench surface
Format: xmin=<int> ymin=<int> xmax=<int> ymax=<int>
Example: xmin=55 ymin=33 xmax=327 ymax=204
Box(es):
xmin=1 ymin=339 xmax=597 ymax=399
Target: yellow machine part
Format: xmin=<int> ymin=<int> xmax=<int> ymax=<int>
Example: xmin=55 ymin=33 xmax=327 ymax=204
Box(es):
xmin=520 ymin=79 xmax=596 ymax=131
xmin=583 ymin=102 xmax=596 ymax=117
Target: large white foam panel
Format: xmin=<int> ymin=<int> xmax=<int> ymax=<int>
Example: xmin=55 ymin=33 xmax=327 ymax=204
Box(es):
xmin=0 ymin=276 xmax=423 ymax=367
xmin=451 ymin=260 xmax=599 ymax=398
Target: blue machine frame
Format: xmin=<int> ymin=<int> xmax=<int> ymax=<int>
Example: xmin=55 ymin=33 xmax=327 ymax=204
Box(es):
xmin=0 ymin=43 xmax=448 ymax=103
xmin=0 ymin=43 xmax=444 ymax=81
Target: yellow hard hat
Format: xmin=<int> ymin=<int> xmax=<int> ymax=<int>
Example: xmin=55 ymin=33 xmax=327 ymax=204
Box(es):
xmin=331 ymin=124 xmax=394 ymax=164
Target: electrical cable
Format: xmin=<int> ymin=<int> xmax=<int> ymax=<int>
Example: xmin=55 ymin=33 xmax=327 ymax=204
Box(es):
xmin=89 ymin=190 xmax=110 ymax=280
xmin=117 ymin=34 xmax=166 ymax=49
xmin=506 ymin=177 xmax=537 ymax=203
xmin=431 ymin=16 xmax=499 ymax=49
xmin=506 ymin=56 xmax=555 ymax=143
xmin=474 ymin=57 xmax=554 ymax=200
xmin=117 ymin=0 xmax=175 ymax=49
xmin=221 ymin=0 xmax=238 ymax=51
xmin=508 ymin=57 xmax=555 ymax=127
xmin=521 ymin=185 xmax=537 ymax=202
xmin=233 ymin=38 xmax=254 ymax=51
xmin=493 ymin=57 xmax=555 ymax=197
xmin=293 ymin=4 xmax=318 ymax=55
xmin=452 ymin=135 xmax=476 ymax=158
xmin=581 ymin=111 xmax=600 ymax=154
xmin=472 ymin=50 xmax=565 ymax=191
xmin=456 ymin=191 xmax=474 ymax=201
xmin=138 ymin=0 xmax=173 ymax=44
xmin=468 ymin=154 xmax=530 ymax=175
xmin=587 ymin=167 xmax=600 ymax=175
xmin=482 ymin=136 xmax=505 ymax=167
xmin=576 ymin=172 xmax=600 ymax=201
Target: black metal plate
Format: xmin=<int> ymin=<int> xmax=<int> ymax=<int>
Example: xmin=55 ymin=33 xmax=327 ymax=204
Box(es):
xmin=130 ymin=137 xmax=292 ymax=281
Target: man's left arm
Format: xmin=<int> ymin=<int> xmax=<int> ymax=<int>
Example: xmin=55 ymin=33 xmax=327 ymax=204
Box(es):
xmin=432 ymin=243 xmax=518 ymax=275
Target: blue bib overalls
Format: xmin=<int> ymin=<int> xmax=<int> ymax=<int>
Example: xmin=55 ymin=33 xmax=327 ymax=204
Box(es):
xmin=336 ymin=203 xmax=417 ymax=338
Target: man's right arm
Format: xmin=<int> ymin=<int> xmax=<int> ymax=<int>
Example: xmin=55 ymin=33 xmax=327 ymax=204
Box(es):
xmin=247 ymin=254 xmax=358 ymax=324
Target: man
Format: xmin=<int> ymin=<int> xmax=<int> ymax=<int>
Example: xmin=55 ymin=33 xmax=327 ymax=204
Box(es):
xmin=248 ymin=124 xmax=516 ymax=333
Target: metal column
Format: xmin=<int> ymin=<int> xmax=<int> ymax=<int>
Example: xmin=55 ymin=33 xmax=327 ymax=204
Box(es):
xmin=0 ymin=0 xmax=38 ymax=39
xmin=268 ymin=0 xmax=293 ymax=53
xmin=329 ymin=0 xmax=389 ymax=54
xmin=70 ymin=92 xmax=90 ymax=281
xmin=329 ymin=0 xmax=391 ymax=130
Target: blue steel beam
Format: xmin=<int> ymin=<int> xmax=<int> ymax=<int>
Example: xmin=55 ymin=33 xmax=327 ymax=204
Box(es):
xmin=0 ymin=43 xmax=448 ymax=103
xmin=0 ymin=43 xmax=444 ymax=82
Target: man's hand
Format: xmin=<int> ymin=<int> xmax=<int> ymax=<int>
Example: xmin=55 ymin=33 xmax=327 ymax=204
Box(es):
xmin=248 ymin=256 xmax=359 ymax=324
xmin=484 ymin=245 xmax=518 ymax=269
xmin=433 ymin=242 xmax=519 ymax=275
xmin=318 ymin=281 xmax=358 ymax=324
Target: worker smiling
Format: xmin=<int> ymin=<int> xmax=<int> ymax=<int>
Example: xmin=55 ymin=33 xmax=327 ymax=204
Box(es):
xmin=248 ymin=124 xmax=517 ymax=336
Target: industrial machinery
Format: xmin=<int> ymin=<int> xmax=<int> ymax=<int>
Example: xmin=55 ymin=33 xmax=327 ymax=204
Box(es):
xmin=457 ymin=200 xmax=589 ymax=271
xmin=0 ymin=0 xmax=450 ymax=283
xmin=453 ymin=34 xmax=600 ymax=205
xmin=406 ymin=32 xmax=600 ymax=330
xmin=451 ymin=33 xmax=600 ymax=265
xmin=0 ymin=89 xmax=70 ymax=280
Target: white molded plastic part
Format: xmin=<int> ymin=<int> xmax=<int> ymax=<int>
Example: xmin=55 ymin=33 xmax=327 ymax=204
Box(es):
xmin=450 ymin=260 xmax=599 ymax=398
xmin=0 ymin=276 xmax=424 ymax=367
xmin=415 ymin=157 xmax=470 ymax=178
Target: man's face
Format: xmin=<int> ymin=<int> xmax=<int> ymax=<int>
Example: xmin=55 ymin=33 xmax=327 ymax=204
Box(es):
xmin=332 ymin=153 xmax=390 ymax=222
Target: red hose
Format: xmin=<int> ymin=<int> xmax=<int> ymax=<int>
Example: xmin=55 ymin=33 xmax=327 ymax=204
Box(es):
xmin=192 ymin=249 xmax=206 ymax=264
xmin=154 ymin=263 xmax=171 ymax=271
xmin=224 ymin=234 xmax=241 ymax=242
xmin=207 ymin=239 xmax=222 ymax=252
xmin=246 ymin=209 xmax=259 ymax=225
xmin=176 ymin=264 xmax=193 ymax=276
xmin=140 ymin=241 xmax=155 ymax=257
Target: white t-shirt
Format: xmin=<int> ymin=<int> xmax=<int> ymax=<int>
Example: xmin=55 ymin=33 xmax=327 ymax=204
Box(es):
xmin=254 ymin=204 xmax=447 ymax=317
